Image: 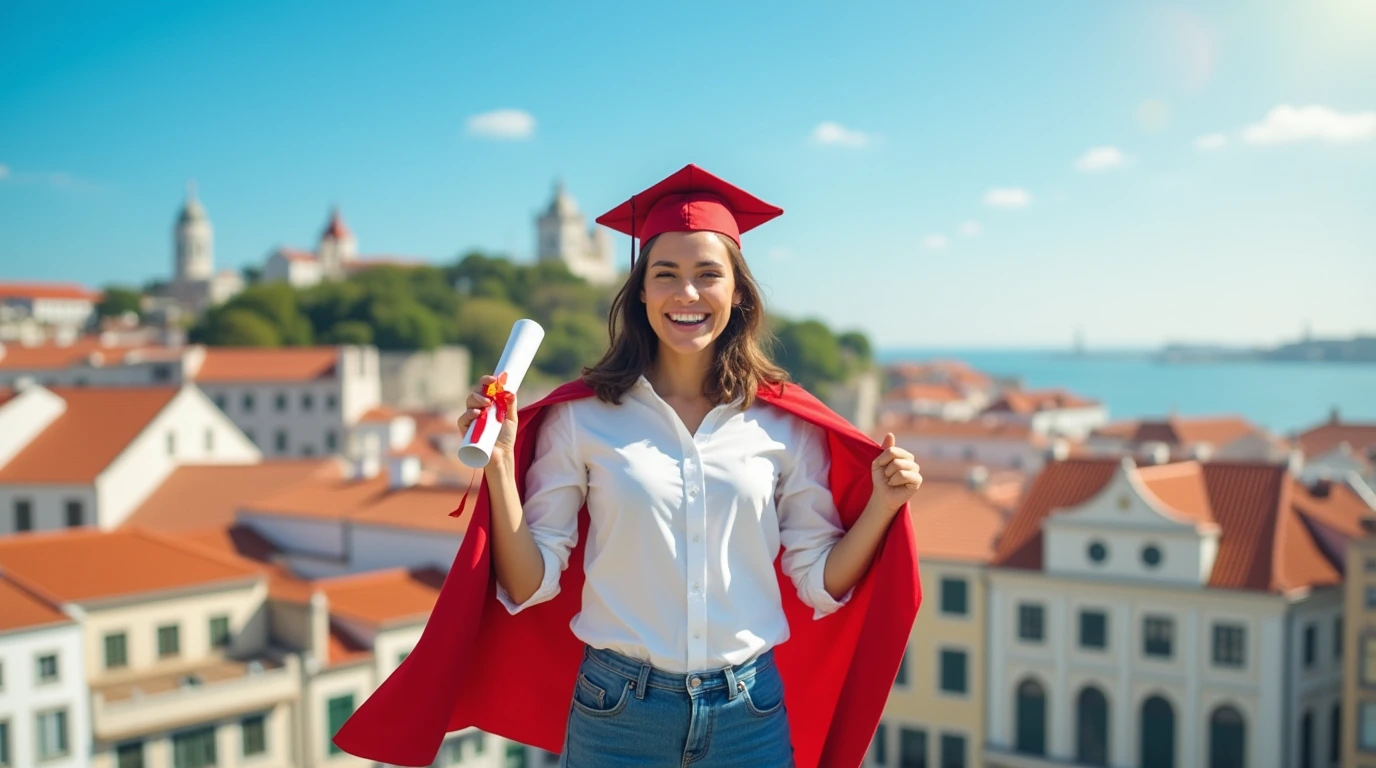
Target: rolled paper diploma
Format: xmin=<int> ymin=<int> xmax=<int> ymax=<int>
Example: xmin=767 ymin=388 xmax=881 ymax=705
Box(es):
xmin=457 ymin=318 xmax=545 ymax=468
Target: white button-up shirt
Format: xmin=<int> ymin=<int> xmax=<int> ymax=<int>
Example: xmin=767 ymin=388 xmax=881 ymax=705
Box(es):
xmin=497 ymin=376 xmax=850 ymax=673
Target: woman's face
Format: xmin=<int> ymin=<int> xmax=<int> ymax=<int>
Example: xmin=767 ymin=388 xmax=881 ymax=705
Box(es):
xmin=640 ymin=231 xmax=741 ymax=364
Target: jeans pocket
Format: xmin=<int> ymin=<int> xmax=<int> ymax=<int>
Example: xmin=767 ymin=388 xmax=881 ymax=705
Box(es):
xmin=739 ymin=664 xmax=786 ymax=717
xmin=570 ymin=663 xmax=632 ymax=718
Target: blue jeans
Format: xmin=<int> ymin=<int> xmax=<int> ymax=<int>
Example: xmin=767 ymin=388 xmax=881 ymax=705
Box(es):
xmin=559 ymin=645 xmax=796 ymax=767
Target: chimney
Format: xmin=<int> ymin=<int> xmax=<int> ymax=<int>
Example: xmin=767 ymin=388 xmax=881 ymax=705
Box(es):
xmin=966 ymin=465 xmax=989 ymax=492
xmin=1330 ymin=406 xmax=1341 ymax=424
xmin=1046 ymin=439 xmax=1070 ymax=462
xmin=1138 ymin=441 xmax=1170 ymax=466
xmin=353 ymin=455 xmax=380 ymax=480
xmin=1189 ymin=442 xmax=1214 ymax=462
xmin=387 ymin=454 xmax=422 ymax=489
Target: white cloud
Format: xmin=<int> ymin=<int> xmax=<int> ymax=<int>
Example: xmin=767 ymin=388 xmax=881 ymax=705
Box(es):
xmin=983 ymin=188 xmax=1032 ymax=208
xmin=1074 ymin=146 xmax=1128 ymax=172
xmin=922 ymin=234 xmax=948 ymax=250
xmin=0 ymin=164 xmax=9 ymax=179
xmin=1241 ymin=104 xmax=1376 ymax=145
xmin=811 ymin=122 xmax=871 ymax=148
xmin=465 ymin=109 xmax=536 ymax=140
xmin=768 ymin=248 xmax=792 ymax=262
xmin=1194 ymin=133 xmax=1228 ymax=151
xmin=960 ymin=220 xmax=980 ymax=237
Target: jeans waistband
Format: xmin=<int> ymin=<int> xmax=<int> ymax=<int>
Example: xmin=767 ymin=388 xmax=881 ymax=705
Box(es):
xmin=583 ymin=646 xmax=775 ymax=693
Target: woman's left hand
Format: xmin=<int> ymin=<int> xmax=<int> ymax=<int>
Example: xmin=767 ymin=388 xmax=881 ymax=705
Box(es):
xmin=870 ymin=433 xmax=923 ymax=515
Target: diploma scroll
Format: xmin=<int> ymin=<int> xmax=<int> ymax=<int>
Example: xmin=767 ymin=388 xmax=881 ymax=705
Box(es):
xmin=457 ymin=318 xmax=545 ymax=468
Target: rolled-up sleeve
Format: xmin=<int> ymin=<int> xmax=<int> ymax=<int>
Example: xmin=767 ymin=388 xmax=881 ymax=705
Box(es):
xmin=494 ymin=401 xmax=587 ymax=614
xmin=777 ymin=418 xmax=852 ymax=619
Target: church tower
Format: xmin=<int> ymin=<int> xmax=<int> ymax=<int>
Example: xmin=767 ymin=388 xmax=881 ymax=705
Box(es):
xmin=535 ymin=179 xmax=617 ymax=285
xmin=317 ymin=206 xmax=357 ymax=280
xmin=174 ymin=181 xmax=214 ymax=282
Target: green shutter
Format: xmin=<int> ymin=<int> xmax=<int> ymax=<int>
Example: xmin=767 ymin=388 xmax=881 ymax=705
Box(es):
xmin=327 ymin=695 xmax=354 ymax=754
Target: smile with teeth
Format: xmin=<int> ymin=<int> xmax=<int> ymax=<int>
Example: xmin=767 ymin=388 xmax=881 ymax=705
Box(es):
xmin=667 ymin=312 xmax=709 ymax=326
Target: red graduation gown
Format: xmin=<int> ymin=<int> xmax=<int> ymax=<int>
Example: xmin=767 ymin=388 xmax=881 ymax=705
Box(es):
xmin=332 ymin=379 xmax=922 ymax=768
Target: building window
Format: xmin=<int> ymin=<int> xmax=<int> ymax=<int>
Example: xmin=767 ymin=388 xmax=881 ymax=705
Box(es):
xmin=64 ymin=500 xmax=82 ymax=528
xmin=274 ymin=430 xmax=288 ymax=455
xmin=1304 ymin=623 xmax=1317 ymax=668
xmin=1300 ymin=710 xmax=1313 ymax=768
xmin=327 ymin=694 xmax=355 ymax=754
xmin=14 ymin=499 xmax=32 ymax=532
xmin=939 ymin=649 xmax=967 ymax=694
xmin=241 ymin=714 xmax=266 ymax=756
xmin=871 ymin=722 xmax=888 ymax=766
xmin=1367 ymin=556 xmax=1376 ymax=573
xmin=326 ymin=393 xmax=338 ymax=410
xmin=1364 ymin=637 xmax=1376 ymax=684
xmin=899 ymin=727 xmax=927 ymax=768
xmin=36 ymin=709 xmax=68 ymax=761
xmin=1015 ymin=679 xmax=1046 ymax=756
xmin=1331 ymin=703 xmax=1341 ymax=766
xmin=1209 ymin=706 xmax=1245 ymax=768
xmin=504 ymin=742 xmax=527 ymax=768
xmin=275 ymin=392 xmax=288 ymax=412
xmin=1212 ymin=623 xmax=1246 ymax=668
xmin=0 ymin=720 xmax=9 ymax=768
xmin=1018 ymin=603 xmax=1045 ymax=642
xmin=325 ymin=430 xmax=338 ymax=452
xmin=152 ymin=364 xmax=172 ymax=383
xmin=158 ymin=624 xmax=180 ymax=658
xmin=166 ymin=431 xmax=176 ymax=456
xmin=939 ymin=733 xmax=966 ymax=768
xmin=209 ymin=616 xmax=231 ymax=649
xmin=1361 ymin=702 xmax=1376 ymax=751
xmin=1076 ymin=686 xmax=1110 ymax=767
xmin=894 ymin=649 xmax=909 ymax=687
xmin=1080 ymin=610 xmax=1108 ymax=650
xmin=1367 ymin=586 xmax=1376 ymax=610
xmin=105 ymin=632 xmax=128 ymax=669
xmin=242 ymin=393 xmax=255 ymax=412
xmin=116 ymin=741 xmax=145 ymax=768
xmin=1143 ymin=616 xmax=1173 ymax=658
xmin=1141 ymin=544 xmax=1163 ymax=568
xmin=1087 ymin=540 xmax=1108 ymax=564
xmin=213 ymin=393 xmax=227 ymax=411
xmin=301 ymin=392 xmax=314 ymax=411
xmin=172 ymin=726 xmax=216 ymax=768
xmin=204 ymin=428 xmax=214 ymax=453
xmin=36 ymin=654 xmax=58 ymax=683
xmin=1336 ymin=618 xmax=1343 ymax=660
xmin=1140 ymin=696 xmax=1175 ymax=768
xmin=940 ymin=578 xmax=967 ymax=616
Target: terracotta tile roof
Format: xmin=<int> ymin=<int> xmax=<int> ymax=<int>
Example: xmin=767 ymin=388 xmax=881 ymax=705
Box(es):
xmin=322 ymin=209 xmax=352 ymax=240
xmin=0 ymin=528 xmax=261 ymax=603
xmin=359 ymin=405 xmax=401 ymax=423
xmin=320 ymin=567 xmax=445 ymax=628
xmin=1297 ymin=421 xmax=1376 ymax=458
xmin=0 ymin=386 xmax=178 ymax=483
xmin=1127 ymin=417 xmax=1263 ymax=448
xmin=177 ymin=524 xmax=282 ymax=563
xmin=992 ymin=458 xmax=1366 ymax=593
xmin=1291 ymin=480 xmax=1372 ymax=539
xmin=0 ymin=574 xmax=71 ymax=634
xmin=0 ymin=338 xmax=150 ymax=371
xmin=878 ymin=415 xmax=1042 ymax=443
xmin=0 ymin=282 xmax=101 ymax=302
xmin=244 ymin=475 xmax=475 ymax=535
xmin=328 ymin=622 xmax=372 ymax=666
xmin=1137 ymin=462 xmax=1216 ymax=526
xmin=908 ymin=479 xmax=1008 ymax=563
xmin=123 ymin=459 xmax=342 ymax=532
xmin=194 ymin=348 xmax=338 ymax=382
xmin=884 ymin=384 xmax=966 ymax=403
xmin=986 ymin=388 xmax=1099 ymax=415
xmin=1090 ymin=420 xmax=1140 ymax=440
xmin=277 ymin=248 xmax=317 ymax=263
xmin=886 ymin=360 xmax=992 ymax=389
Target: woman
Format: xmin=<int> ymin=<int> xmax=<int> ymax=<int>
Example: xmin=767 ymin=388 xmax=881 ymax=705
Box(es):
xmin=332 ymin=165 xmax=923 ymax=768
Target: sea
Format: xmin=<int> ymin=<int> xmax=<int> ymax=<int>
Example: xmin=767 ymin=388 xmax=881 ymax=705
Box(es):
xmin=875 ymin=348 xmax=1376 ymax=436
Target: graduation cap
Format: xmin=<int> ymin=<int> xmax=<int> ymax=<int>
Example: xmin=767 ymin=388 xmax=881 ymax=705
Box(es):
xmin=595 ymin=164 xmax=783 ymax=266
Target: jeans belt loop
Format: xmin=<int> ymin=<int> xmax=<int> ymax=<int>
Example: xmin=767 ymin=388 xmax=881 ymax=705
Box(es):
xmin=723 ymin=664 xmax=739 ymax=701
xmin=635 ymin=662 xmax=651 ymax=700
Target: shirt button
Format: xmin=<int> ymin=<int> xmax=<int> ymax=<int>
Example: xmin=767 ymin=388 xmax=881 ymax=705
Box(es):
xmin=692 ymin=582 xmax=702 ymax=593
xmin=693 ymin=631 xmax=701 ymax=639
xmin=688 ymin=487 xmax=698 ymax=499
xmin=692 ymin=534 xmax=700 ymax=543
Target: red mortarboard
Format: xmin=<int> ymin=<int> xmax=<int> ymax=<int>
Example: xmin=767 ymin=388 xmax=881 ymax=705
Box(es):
xmin=595 ymin=164 xmax=782 ymax=264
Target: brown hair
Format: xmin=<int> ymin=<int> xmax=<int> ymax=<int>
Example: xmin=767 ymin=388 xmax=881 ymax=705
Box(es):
xmin=582 ymin=232 xmax=789 ymax=409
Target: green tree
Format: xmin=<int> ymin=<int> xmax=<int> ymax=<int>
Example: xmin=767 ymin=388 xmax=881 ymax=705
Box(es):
xmin=773 ymin=318 xmax=844 ymax=390
xmin=203 ymin=308 xmax=281 ymax=346
xmin=370 ymin=299 xmax=442 ymax=350
xmin=455 ymin=297 xmax=526 ymax=375
xmin=95 ymin=286 xmax=143 ymax=319
xmin=228 ymin=283 xmax=313 ymax=345
xmin=326 ymin=320 xmax=374 ymax=345
xmin=536 ymin=312 xmax=608 ymax=379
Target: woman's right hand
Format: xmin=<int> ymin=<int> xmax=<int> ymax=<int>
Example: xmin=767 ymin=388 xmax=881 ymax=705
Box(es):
xmin=457 ymin=375 xmax=519 ymax=468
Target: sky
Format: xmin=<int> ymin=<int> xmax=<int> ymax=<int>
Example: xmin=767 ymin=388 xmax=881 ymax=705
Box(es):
xmin=1 ymin=0 xmax=1374 ymax=350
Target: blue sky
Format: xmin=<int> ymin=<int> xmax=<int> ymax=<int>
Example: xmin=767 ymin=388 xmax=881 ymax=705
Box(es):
xmin=2 ymin=0 xmax=1373 ymax=348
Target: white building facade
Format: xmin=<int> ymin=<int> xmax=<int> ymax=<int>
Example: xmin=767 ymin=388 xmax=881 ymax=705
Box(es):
xmin=535 ymin=180 xmax=617 ymax=286
xmin=0 ymin=588 xmax=89 ymax=768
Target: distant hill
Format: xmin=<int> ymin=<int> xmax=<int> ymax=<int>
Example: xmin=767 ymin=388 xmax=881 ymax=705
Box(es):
xmin=1158 ymin=335 xmax=1376 ymax=364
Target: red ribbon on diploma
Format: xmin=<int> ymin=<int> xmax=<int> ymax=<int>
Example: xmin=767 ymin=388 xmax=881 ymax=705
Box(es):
xmin=449 ymin=372 xmax=514 ymax=518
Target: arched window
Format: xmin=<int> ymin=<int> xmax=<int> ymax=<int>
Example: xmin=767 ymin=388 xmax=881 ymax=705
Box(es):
xmin=1140 ymin=695 xmax=1175 ymax=768
xmin=1016 ymin=679 xmax=1047 ymax=756
xmin=1076 ymin=686 xmax=1110 ymax=766
xmin=1209 ymin=705 xmax=1245 ymax=768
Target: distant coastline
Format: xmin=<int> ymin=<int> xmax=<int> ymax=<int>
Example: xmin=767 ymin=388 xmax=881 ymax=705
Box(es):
xmin=1155 ymin=335 xmax=1376 ymax=365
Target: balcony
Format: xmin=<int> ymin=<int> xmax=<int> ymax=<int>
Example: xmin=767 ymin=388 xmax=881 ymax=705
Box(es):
xmin=92 ymin=653 xmax=300 ymax=741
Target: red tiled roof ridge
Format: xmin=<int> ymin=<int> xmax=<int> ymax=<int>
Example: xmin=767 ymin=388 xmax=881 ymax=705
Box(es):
xmin=125 ymin=527 xmax=269 ymax=581
xmin=0 ymin=567 xmax=71 ymax=617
